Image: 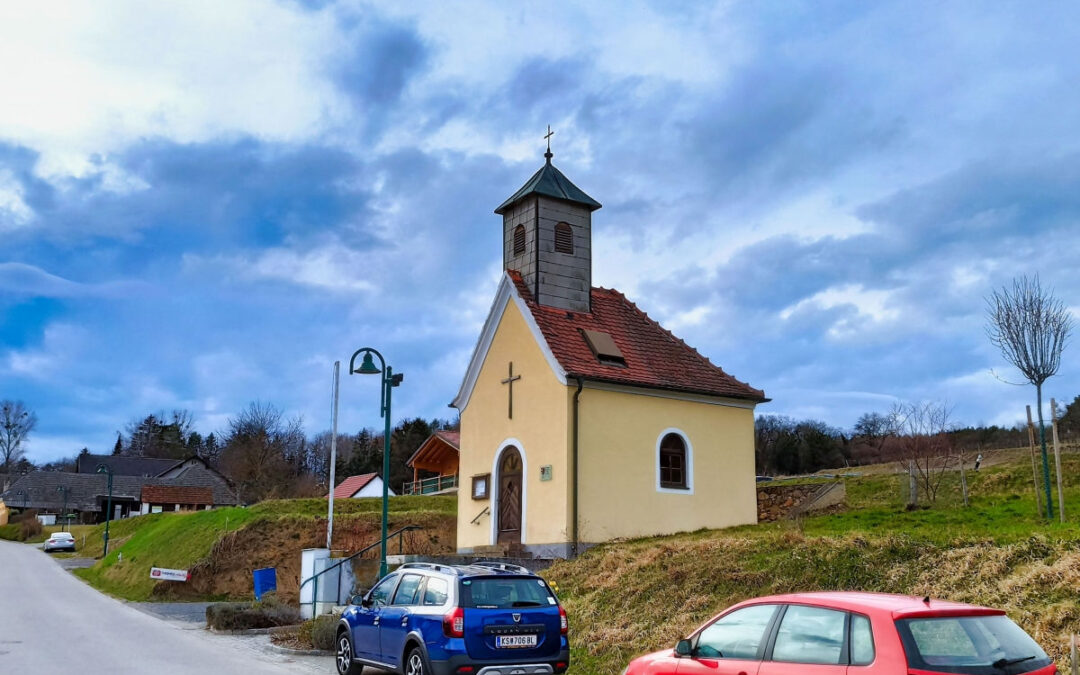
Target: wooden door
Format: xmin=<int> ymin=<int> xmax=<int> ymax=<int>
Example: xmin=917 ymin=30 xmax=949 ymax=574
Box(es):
xmin=497 ymin=447 xmax=522 ymax=545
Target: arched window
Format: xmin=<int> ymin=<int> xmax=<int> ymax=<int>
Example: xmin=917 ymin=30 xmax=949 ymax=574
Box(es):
xmin=658 ymin=432 xmax=689 ymax=490
xmin=554 ymin=222 xmax=573 ymax=254
xmin=513 ymin=225 xmax=526 ymax=256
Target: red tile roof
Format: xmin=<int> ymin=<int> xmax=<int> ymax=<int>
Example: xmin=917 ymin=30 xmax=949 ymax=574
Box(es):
xmin=508 ymin=270 xmax=766 ymax=401
xmin=141 ymin=485 xmax=214 ymax=505
xmin=332 ymin=473 xmax=379 ymax=499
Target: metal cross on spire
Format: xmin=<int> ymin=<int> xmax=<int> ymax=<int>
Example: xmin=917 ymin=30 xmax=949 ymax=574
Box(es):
xmin=544 ymin=125 xmax=554 ymax=161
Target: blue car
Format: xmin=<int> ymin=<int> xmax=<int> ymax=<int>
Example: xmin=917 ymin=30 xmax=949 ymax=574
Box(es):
xmin=336 ymin=561 xmax=570 ymax=675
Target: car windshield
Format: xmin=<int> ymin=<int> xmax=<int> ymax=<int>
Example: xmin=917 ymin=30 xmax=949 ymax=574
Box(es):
xmin=897 ymin=615 xmax=1051 ymax=674
xmin=459 ymin=577 xmax=556 ymax=609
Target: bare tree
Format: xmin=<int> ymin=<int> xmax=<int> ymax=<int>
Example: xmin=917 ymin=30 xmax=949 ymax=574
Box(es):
xmin=1 ymin=400 xmax=37 ymax=472
xmin=986 ymin=274 xmax=1073 ymax=517
xmin=893 ymin=401 xmax=953 ymax=504
xmin=219 ymin=401 xmax=308 ymax=502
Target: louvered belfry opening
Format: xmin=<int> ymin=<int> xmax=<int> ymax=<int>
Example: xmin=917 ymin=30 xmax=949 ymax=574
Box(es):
xmin=554 ymin=222 xmax=574 ymax=254
xmin=513 ymin=224 xmax=526 ymax=255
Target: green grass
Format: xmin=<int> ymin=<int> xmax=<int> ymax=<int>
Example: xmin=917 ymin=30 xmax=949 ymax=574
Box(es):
xmin=546 ymin=454 xmax=1080 ymax=674
xmin=71 ymin=496 xmax=456 ymax=601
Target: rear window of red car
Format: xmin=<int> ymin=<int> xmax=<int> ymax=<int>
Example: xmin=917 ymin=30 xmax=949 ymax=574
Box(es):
xmin=896 ymin=615 xmax=1051 ymax=674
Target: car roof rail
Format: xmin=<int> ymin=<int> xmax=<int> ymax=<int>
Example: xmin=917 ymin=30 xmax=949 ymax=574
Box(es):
xmin=469 ymin=561 xmax=533 ymax=575
xmin=399 ymin=562 xmax=460 ymax=575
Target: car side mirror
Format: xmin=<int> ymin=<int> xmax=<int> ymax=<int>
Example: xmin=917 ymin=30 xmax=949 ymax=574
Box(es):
xmin=349 ymin=594 xmax=365 ymax=606
xmin=675 ymin=639 xmax=693 ymax=657
xmin=360 ymin=595 xmax=374 ymax=608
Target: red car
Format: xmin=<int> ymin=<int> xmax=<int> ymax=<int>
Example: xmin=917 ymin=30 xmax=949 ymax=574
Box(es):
xmin=623 ymin=591 xmax=1056 ymax=675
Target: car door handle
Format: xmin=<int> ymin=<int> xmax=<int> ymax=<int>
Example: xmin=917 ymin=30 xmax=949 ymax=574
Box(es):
xmin=400 ymin=614 xmax=409 ymax=626
xmin=373 ymin=617 xmax=380 ymax=626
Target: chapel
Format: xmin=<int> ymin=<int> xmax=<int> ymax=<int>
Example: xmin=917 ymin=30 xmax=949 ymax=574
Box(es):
xmin=451 ymin=141 xmax=767 ymax=558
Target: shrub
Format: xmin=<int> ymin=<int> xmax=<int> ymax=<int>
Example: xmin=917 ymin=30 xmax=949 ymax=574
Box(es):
xmin=205 ymin=597 xmax=301 ymax=631
xmin=307 ymin=615 xmax=338 ymax=651
xmin=19 ymin=518 xmax=42 ymax=540
xmin=296 ymin=614 xmax=338 ymax=651
xmin=0 ymin=524 xmax=23 ymax=541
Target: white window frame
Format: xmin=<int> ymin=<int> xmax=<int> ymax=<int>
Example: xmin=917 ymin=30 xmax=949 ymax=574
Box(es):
xmin=490 ymin=438 xmax=528 ymax=545
xmin=655 ymin=428 xmax=694 ymax=494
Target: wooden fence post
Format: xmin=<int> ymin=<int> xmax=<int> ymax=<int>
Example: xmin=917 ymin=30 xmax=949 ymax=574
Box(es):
xmin=1028 ymin=405 xmax=1044 ymax=517
xmin=1071 ymin=633 xmax=1077 ymax=675
xmin=958 ymin=453 xmax=969 ymax=507
xmin=1052 ymin=398 xmax=1065 ymax=523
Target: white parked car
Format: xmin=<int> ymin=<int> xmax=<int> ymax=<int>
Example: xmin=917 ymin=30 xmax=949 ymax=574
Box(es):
xmin=43 ymin=532 xmax=76 ymax=553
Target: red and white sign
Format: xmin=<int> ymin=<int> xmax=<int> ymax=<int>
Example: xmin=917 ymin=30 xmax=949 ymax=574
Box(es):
xmin=150 ymin=567 xmax=189 ymax=582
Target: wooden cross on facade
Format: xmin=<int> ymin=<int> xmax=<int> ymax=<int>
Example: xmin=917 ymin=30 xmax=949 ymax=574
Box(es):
xmin=501 ymin=362 xmax=522 ymax=419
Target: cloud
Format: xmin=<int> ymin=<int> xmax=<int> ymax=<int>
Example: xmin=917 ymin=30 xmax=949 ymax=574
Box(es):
xmin=2 ymin=1 xmax=1080 ymax=462
xmin=0 ymin=263 xmax=146 ymax=299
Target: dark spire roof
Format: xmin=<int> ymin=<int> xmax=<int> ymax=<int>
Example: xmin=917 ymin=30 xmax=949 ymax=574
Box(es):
xmin=495 ymin=155 xmax=602 ymax=215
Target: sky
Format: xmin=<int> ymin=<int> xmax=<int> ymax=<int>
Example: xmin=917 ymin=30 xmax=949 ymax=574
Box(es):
xmin=1 ymin=1 xmax=1078 ymax=463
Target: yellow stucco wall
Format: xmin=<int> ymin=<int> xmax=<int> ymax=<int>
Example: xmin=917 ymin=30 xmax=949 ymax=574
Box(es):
xmin=456 ymin=299 xmax=572 ymax=551
xmin=0 ymin=500 xmax=8 ymax=526
xmin=576 ymin=386 xmax=758 ymax=542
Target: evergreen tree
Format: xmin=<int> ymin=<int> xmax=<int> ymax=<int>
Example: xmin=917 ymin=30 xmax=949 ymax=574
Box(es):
xmin=112 ymin=434 xmax=123 ymax=456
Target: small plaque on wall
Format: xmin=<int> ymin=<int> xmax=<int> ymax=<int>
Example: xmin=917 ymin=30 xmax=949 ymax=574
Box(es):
xmin=472 ymin=474 xmax=490 ymax=500
xmin=540 ymin=465 xmax=553 ymax=481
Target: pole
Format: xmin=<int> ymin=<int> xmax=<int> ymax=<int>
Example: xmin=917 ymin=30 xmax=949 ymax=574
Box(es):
xmin=1053 ymin=398 xmax=1065 ymax=523
xmin=1028 ymin=406 xmax=1044 ymax=517
xmin=1072 ymin=633 xmax=1078 ymax=675
xmin=380 ymin=367 xmax=393 ymax=579
xmin=959 ymin=453 xmax=969 ymax=508
xmin=1038 ymin=387 xmax=1054 ymax=519
xmin=327 ymin=361 xmax=340 ymax=550
xmin=103 ymin=470 xmax=113 ymax=557
xmin=60 ymin=488 xmax=69 ymax=532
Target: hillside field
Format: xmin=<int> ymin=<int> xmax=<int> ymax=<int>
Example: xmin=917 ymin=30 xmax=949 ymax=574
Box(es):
xmin=72 ymin=495 xmax=456 ymax=601
xmin=542 ymin=452 xmax=1080 ymax=674
xmin=51 ymin=453 xmax=1080 ymax=674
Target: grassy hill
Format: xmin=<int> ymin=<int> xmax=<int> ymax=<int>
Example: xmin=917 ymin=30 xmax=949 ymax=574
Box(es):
xmin=73 ymin=496 xmax=455 ymax=601
xmin=543 ymin=453 xmax=1080 ymax=674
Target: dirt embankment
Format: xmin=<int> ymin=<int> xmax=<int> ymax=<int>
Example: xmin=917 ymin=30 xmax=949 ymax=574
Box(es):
xmin=544 ymin=532 xmax=1080 ymax=674
xmin=154 ymin=512 xmax=455 ymax=601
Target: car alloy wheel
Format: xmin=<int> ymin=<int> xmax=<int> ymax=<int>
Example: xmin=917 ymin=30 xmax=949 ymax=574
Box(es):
xmin=406 ymin=650 xmax=425 ymax=675
xmin=336 ymin=635 xmax=352 ymax=675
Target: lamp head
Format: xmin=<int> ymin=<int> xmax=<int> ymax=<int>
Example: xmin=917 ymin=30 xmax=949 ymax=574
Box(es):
xmin=355 ymin=352 xmax=381 ymax=375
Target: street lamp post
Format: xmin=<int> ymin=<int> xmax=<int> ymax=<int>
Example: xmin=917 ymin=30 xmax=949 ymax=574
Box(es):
xmin=349 ymin=347 xmax=403 ymax=579
xmin=96 ymin=464 xmax=114 ymax=557
xmin=56 ymin=486 xmax=70 ymax=532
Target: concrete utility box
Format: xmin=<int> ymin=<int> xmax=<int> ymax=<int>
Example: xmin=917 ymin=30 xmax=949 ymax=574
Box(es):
xmin=300 ymin=548 xmax=329 ymax=619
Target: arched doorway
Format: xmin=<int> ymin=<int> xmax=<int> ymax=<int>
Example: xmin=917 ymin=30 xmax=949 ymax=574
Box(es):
xmin=496 ymin=446 xmax=523 ymax=545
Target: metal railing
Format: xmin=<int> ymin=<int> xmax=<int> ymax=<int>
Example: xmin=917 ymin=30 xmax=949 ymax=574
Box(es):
xmin=470 ymin=505 xmax=490 ymax=525
xmin=299 ymin=525 xmax=422 ymax=615
xmin=402 ymin=473 xmax=458 ymax=496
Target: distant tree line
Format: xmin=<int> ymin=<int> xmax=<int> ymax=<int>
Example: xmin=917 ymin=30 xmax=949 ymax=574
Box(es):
xmin=755 ymin=394 xmax=1080 ymax=476
xmin=9 ymin=399 xmax=456 ymax=505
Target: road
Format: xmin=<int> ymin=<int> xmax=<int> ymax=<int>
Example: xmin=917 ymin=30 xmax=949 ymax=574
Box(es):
xmin=0 ymin=539 xmax=331 ymax=674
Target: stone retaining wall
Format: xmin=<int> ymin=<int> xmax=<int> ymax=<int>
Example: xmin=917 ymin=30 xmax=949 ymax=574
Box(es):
xmin=757 ymin=482 xmax=846 ymax=522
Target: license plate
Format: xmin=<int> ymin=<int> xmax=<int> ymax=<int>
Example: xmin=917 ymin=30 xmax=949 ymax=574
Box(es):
xmin=496 ymin=635 xmax=537 ymax=648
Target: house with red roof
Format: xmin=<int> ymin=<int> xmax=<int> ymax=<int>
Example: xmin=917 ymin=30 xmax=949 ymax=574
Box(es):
xmin=451 ymin=144 xmax=768 ymax=558
xmin=332 ymin=473 xmax=396 ymax=500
